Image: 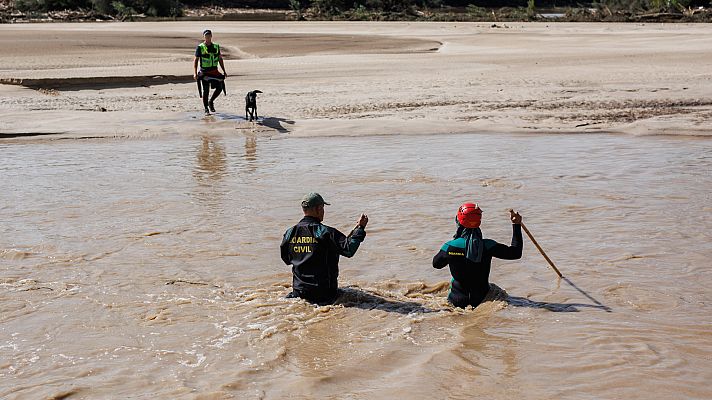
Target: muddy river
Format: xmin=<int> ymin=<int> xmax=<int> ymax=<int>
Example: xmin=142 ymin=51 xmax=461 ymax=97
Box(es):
xmin=1 ymin=132 xmax=711 ymax=399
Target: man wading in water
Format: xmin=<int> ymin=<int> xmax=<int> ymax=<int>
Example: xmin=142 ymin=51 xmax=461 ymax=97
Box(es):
xmin=280 ymin=193 xmax=368 ymax=305
xmin=433 ymin=203 xmax=523 ymax=308
xmin=193 ymin=29 xmax=228 ymax=115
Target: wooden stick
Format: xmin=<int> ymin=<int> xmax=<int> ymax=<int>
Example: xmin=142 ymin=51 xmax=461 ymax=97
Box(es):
xmin=520 ymin=222 xmax=564 ymax=278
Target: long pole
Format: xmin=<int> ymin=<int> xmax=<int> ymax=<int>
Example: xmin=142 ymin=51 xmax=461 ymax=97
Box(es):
xmin=520 ymin=222 xmax=564 ymax=278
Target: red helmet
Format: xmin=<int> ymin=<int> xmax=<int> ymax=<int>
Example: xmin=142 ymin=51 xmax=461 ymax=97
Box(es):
xmin=456 ymin=203 xmax=482 ymax=228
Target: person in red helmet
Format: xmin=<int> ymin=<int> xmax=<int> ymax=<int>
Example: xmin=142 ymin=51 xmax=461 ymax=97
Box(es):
xmin=432 ymin=203 xmax=523 ymax=308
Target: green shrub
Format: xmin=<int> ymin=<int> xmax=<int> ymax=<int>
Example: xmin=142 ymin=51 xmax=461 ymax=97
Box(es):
xmin=365 ymin=0 xmax=413 ymax=12
xmin=142 ymin=0 xmax=182 ymax=17
xmin=350 ymin=3 xmax=371 ymax=19
xmin=649 ymin=0 xmax=691 ymax=11
xmin=107 ymin=0 xmax=183 ymax=18
xmin=289 ymin=0 xmax=303 ymax=19
xmin=92 ymin=0 xmax=113 ymax=13
xmin=16 ymin=0 xmax=90 ymax=11
xmin=111 ymin=0 xmax=136 ymax=18
xmin=596 ymin=0 xmax=691 ymax=13
xmin=14 ymin=0 xmax=182 ymax=17
xmin=466 ymin=4 xmax=488 ymax=17
xmin=311 ymin=0 xmax=348 ymax=16
xmin=15 ymin=0 xmax=44 ymax=11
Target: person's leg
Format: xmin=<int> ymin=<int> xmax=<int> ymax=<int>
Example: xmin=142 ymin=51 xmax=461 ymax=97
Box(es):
xmin=208 ymin=83 xmax=222 ymax=112
xmin=316 ymin=288 xmax=341 ymax=306
xmin=468 ymin=289 xmax=488 ymax=308
xmin=447 ymin=289 xmax=469 ymax=308
xmin=202 ymin=80 xmax=210 ymax=113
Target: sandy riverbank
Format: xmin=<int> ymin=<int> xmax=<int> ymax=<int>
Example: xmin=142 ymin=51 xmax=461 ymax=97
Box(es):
xmin=1 ymin=21 xmax=711 ymax=138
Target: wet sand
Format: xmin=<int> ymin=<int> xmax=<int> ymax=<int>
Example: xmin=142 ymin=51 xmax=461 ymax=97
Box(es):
xmin=1 ymin=22 xmax=712 ymax=400
xmin=1 ymin=22 xmax=712 ymax=138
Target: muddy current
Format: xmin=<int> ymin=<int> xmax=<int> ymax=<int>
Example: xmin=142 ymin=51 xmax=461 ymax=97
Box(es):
xmin=1 ymin=132 xmax=711 ymax=399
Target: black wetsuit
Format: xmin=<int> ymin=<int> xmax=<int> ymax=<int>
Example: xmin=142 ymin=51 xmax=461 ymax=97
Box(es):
xmin=432 ymin=224 xmax=522 ymax=308
xmin=280 ymin=216 xmax=366 ymax=305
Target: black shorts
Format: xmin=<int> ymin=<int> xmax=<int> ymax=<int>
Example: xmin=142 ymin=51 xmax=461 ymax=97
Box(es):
xmin=201 ymin=79 xmax=223 ymax=90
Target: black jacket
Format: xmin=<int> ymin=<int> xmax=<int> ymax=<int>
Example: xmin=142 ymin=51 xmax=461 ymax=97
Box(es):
xmin=281 ymin=216 xmax=366 ymax=297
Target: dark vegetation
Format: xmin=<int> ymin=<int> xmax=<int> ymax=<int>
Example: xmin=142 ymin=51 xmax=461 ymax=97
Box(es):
xmin=10 ymin=0 xmax=183 ymax=17
xmin=2 ymin=0 xmax=712 ymax=22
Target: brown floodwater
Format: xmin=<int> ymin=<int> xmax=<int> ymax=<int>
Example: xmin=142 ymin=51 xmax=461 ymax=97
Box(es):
xmin=1 ymin=132 xmax=711 ymax=399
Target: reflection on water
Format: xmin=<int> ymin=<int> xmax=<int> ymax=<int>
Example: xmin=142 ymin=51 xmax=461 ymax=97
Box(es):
xmin=192 ymin=136 xmax=228 ymax=213
xmin=1 ymin=133 xmax=711 ymax=399
xmin=244 ymin=135 xmax=257 ymax=173
xmin=194 ymin=136 xmax=227 ymax=183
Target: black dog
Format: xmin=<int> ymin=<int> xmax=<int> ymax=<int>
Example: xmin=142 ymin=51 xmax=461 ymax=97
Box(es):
xmin=245 ymin=90 xmax=262 ymax=121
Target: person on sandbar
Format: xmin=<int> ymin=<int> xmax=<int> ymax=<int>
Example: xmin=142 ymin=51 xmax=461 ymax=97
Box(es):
xmin=433 ymin=203 xmax=523 ymax=308
xmin=280 ymin=193 xmax=368 ymax=306
xmin=193 ymin=29 xmax=228 ymax=115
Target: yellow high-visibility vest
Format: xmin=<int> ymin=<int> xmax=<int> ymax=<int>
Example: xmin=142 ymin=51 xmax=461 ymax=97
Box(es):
xmin=198 ymin=43 xmax=220 ymax=68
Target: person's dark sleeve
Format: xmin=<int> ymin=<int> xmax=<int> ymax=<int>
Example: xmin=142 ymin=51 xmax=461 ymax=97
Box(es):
xmin=328 ymin=226 xmax=366 ymax=258
xmin=432 ymin=247 xmax=449 ymax=269
xmin=195 ymin=46 xmax=201 ymax=57
xmin=280 ymin=227 xmax=294 ymax=265
xmin=489 ymin=224 xmax=523 ymax=260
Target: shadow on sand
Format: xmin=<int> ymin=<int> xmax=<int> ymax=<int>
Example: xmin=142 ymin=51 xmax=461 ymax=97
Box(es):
xmin=1 ymin=75 xmax=194 ymax=91
xmin=258 ymin=117 xmax=295 ymax=133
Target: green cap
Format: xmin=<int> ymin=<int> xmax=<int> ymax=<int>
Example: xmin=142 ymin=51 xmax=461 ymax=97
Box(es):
xmin=301 ymin=192 xmax=330 ymax=208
